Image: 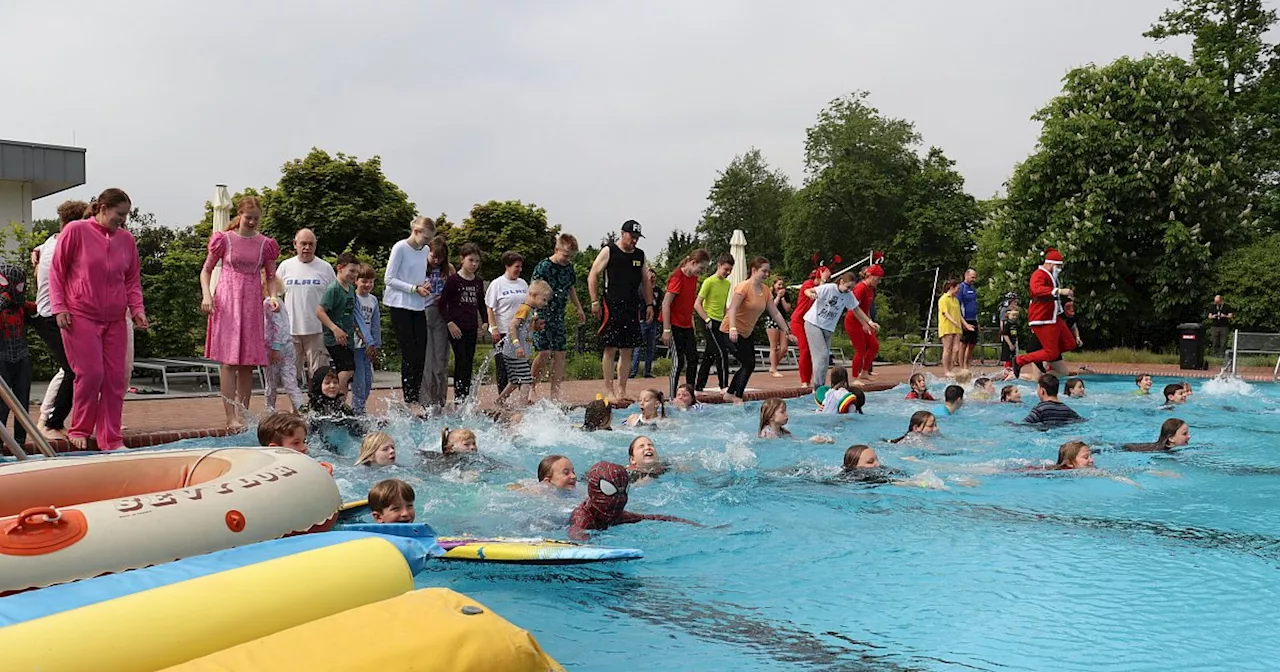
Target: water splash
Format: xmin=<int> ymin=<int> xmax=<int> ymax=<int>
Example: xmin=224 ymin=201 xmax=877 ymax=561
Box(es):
xmin=1200 ymin=376 xmax=1256 ymax=397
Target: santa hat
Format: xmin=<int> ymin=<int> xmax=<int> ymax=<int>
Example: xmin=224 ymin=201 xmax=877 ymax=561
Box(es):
xmin=865 ymin=264 xmax=885 ymax=277
xmin=1044 ymin=248 xmax=1064 ymax=265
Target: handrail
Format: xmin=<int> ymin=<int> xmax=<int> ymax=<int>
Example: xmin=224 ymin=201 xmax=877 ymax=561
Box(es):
xmin=0 ymin=372 xmax=54 ymax=458
xmin=0 ymin=420 xmax=28 ymax=460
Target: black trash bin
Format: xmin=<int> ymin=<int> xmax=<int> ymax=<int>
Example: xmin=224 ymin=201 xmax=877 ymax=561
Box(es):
xmin=1177 ymin=322 xmax=1206 ymax=370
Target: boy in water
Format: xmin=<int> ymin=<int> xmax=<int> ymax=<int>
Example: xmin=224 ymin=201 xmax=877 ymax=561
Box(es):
xmin=1133 ymin=374 xmax=1153 ymax=396
xmin=369 ymin=478 xmax=416 ymax=523
xmin=1162 ymin=383 xmax=1188 ymax=406
xmin=256 ymin=411 xmax=308 ymax=454
xmin=933 ymin=385 xmax=965 ymax=416
xmin=568 ymin=462 xmax=700 ymax=540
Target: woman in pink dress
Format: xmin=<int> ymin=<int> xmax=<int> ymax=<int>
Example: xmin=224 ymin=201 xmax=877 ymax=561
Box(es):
xmin=200 ymin=197 xmax=279 ymax=429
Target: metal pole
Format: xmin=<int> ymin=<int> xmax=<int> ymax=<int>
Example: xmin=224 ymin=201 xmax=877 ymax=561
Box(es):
xmin=922 ymin=266 xmax=940 ymax=341
xmin=0 ymin=373 xmax=54 ymax=457
xmin=1231 ymin=330 xmax=1239 ymax=377
xmin=0 ymin=420 xmax=28 ymax=460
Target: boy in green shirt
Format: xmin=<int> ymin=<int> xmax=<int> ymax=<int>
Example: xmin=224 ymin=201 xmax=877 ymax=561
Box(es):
xmin=316 ymin=252 xmax=360 ymax=396
xmin=694 ymin=253 xmax=735 ymax=392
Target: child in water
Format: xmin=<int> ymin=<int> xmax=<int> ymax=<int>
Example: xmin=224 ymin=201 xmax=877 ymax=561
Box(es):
xmin=536 ymin=454 xmax=578 ymax=491
xmin=1162 ymin=383 xmax=1188 ymax=406
xmin=369 ymin=478 xmax=416 ymax=523
xmin=568 ymin=461 xmax=701 ymax=540
xmin=972 ymin=377 xmax=995 ymax=400
xmin=1050 ymin=440 xmax=1095 ymax=470
xmin=582 ymin=399 xmax=614 ymax=431
xmin=820 ymin=369 xmax=865 ymax=414
xmin=1000 ymin=385 xmax=1022 ymax=403
xmin=627 ymin=435 xmax=666 ymax=480
xmin=758 ymin=398 xmax=835 ymax=443
xmin=904 ymin=373 xmax=934 ymax=401
xmin=1133 ymin=374 xmax=1153 ymax=396
xmin=256 ymin=411 xmax=308 ymax=454
xmin=1064 ymin=378 xmax=1086 ymax=398
xmin=933 ymin=385 xmax=964 ymax=416
xmin=1123 ymin=417 xmax=1190 ymax=452
xmin=355 ymin=431 xmax=396 ymax=466
xmin=671 ymin=383 xmax=702 ymax=411
xmin=303 ymin=366 xmax=366 ymax=443
xmin=625 ymin=389 xmax=666 ymax=427
xmin=890 ymin=410 xmax=938 ymax=443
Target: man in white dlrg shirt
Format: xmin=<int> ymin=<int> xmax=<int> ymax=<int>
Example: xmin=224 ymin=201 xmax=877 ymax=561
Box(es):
xmin=276 ymin=229 xmax=336 ymax=385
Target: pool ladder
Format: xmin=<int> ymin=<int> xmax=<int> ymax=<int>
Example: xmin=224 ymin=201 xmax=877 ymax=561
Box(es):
xmin=0 ymin=374 xmax=55 ymax=460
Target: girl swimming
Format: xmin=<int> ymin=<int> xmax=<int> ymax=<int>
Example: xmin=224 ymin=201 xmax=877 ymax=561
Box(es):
xmin=625 ymin=389 xmax=666 ymax=427
xmin=890 ymin=410 xmax=938 ymax=443
xmin=583 ymin=399 xmax=614 ymax=431
xmin=536 ymin=454 xmax=578 ymax=490
xmin=627 ymin=435 xmax=666 ymax=480
xmin=1123 ymin=418 xmax=1190 ymax=452
xmin=672 ymin=383 xmax=702 ymax=411
xmin=354 ymin=431 xmax=396 ymax=466
xmin=1000 ymin=385 xmax=1022 ymax=403
xmin=759 ymin=398 xmax=835 ymax=443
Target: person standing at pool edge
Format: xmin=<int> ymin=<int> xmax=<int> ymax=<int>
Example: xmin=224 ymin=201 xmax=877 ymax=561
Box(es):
xmin=1013 ymin=249 xmax=1076 ymax=379
xmin=790 ymin=263 xmax=831 ymax=389
xmin=277 ymin=229 xmax=336 ymax=385
xmin=958 ymin=268 xmax=979 ymax=368
xmin=382 ymin=216 xmax=433 ymax=413
xmin=662 ymin=249 xmax=710 ymax=398
xmin=1207 ymin=295 xmax=1233 ymax=357
xmin=588 ymin=220 xmax=654 ymax=400
xmin=531 ymin=234 xmax=586 ymax=400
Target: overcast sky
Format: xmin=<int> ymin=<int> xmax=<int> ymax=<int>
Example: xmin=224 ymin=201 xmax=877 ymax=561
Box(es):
xmin=3 ymin=0 xmax=1189 ymax=248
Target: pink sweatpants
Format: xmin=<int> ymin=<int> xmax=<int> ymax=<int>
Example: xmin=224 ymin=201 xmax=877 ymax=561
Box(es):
xmin=64 ymin=316 xmax=128 ymax=450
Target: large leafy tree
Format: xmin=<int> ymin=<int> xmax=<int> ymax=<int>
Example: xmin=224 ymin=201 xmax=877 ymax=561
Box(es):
xmin=977 ymin=55 xmax=1249 ymax=346
xmin=698 ymin=148 xmax=793 ymax=265
xmin=655 ymin=228 xmax=703 ymax=276
xmin=1213 ymin=232 xmax=1280 ymax=330
xmin=447 ymin=200 xmax=559 ymax=281
xmin=259 ymin=149 xmax=417 ymax=258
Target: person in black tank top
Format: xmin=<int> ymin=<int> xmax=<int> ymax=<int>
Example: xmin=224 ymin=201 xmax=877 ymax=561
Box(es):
xmin=588 ymin=220 xmax=655 ymax=400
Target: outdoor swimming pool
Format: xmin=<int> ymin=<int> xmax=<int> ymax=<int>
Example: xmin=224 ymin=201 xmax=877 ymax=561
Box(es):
xmin=176 ymin=374 xmax=1280 ymax=670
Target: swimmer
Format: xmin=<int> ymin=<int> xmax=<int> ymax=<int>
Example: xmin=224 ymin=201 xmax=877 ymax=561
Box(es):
xmin=305 ymin=366 xmax=352 ymax=417
xmin=1181 ymin=381 xmax=1193 ymax=398
xmin=1000 ymin=385 xmax=1022 ymax=403
xmin=905 ymin=372 xmax=935 ymax=401
xmin=355 ymin=431 xmax=396 ymax=466
xmin=972 ymin=377 xmax=995 ymax=400
xmin=625 ymin=389 xmax=667 ymax=427
xmin=819 ymin=368 xmax=865 ymax=415
xmin=841 ymin=445 xmax=954 ymax=487
xmin=442 ymin=427 xmax=477 ymax=454
xmin=672 ymin=383 xmax=702 ymax=411
xmin=933 ymin=385 xmax=964 ymax=416
xmin=537 ymin=454 xmax=578 ymax=490
xmin=1050 ymin=440 xmax=1094 ymax=470
xmin=842 ymin=444 xmax=882 ymax=469
xmin=627 ymin=435 xmax=667 ymax=480
xmin=257 ymin=411 xmax=308 ymax=454
xmin=1123 ymin=417 xmax=1190 ymax=452
xmin=1163 ymin=383 xmax=1188 ymax=406
xmin=369 ymin=478 xmax=416 ymax=523
xmin=1133 ymin=373 xmax=1153 ymax=396
xmin=953 ymin=369 xmax=973 ymax=385
xmin=583 ymin=399 xmax=613 ymax=431
xmin=758 ymin=398 xmax=835 ymax=443
xmin=568 ymin=461 xmax=701 ymax=540
xmin=890 ymin=410 xmax=938 ymax=443
xmin=1064 ymin=377 xmax=1086 ymax=398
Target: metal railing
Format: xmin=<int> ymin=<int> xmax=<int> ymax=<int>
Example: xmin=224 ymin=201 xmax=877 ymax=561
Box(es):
xmin=1223 ymin=330 xmax=1280 ymax=381
xmin=0 ymin=372 xmax=55 ymax=460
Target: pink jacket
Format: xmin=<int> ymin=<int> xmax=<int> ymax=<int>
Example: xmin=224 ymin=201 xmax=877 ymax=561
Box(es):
xmin=49 ymin=218 xmax=145 ymax=322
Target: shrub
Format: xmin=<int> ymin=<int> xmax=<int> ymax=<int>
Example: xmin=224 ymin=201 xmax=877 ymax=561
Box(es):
xmin=1214 ymin=233 xmax=1280 ymax=332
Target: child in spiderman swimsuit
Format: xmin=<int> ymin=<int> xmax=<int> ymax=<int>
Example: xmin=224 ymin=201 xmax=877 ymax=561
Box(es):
xmin=0 ymin=261 xmax=34 ymax=447
xmin=568 ymin=461 xmax=701 ymax=540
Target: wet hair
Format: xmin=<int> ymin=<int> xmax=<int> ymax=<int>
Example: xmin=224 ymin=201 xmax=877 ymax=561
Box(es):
xmin=1038 ymin=373 xmax=1060 ymax=397
xmin=891 ymin=411 xmax=936 ymax=443
xmin=501 ymin=251 xmax=523 ymax=268
xmin=758 ymin=398 xmax=790 ymax=435
xmin=527 ymin=279 xmax=553 ymax=301
xmin=1163 ymin=383 xmax=1183 ymax=401
xmin=676 ymin=383 xmax=697 ymax=406
xmin=458 ymin=242 xmax=481 ymax=260
xmin=682 ymin=249 xmax=710 ymax=265
xmin=1135 ymin=373 xmax=1151 ymax=385
xmin=556 ymin=233 xmax=579 ymax=252
xmin=1000 ymin=385 xmax=1019 ymax=402
xmin=256 ymin=412 xmax=306 ymax=446
xmin=92 ymin=188 xmax=131 ymax=215
xmin=1158 ymin=418 xmax=1187 ymax=446
xmin=335 ymin=252 xmax=359 ymax=268
xmin=355 ymin=431 xmax=394 ymax=466
xmin=1053 ymin=441 xmax=1090 ymax=470
xmin=440 ymin=427 xmax=477 ymax=454
xmin=944 ymin=384 xmax=965 ymax=404
xmin=748 ymin=256 xmax=769 ymax=273
xmin=909 ymin=372 xmax=926 ymax=387
xmin=368 ymin=478 xmax=415 ymax=512
xmin=842 ymin=445 xmax=874 ymax=471
xmin=845 ymin=387 xmax=866 ymax=414
xmin=829 ymin=368 xmax=850 ymax=390
xmin=716 ymin=253 xmax=735 ymax=267
xmin=974 ymin=377 xmax=992 ymax=389
xmin=1064 ymin=378 xmax=1084 ymax=395
xmin=56 ymin=200 xmax=89 ymax=225
xmin=942 ymin=278 xmax=959 ymax=291
xmin=639 ymin=389 xmax=666 ymax=418
xmin=953 ymin=369 xmax=973 ymax=385
xmin=583 ymin=400 xmax=612 ymax=431
xmin=537 ymin=454 xmax=569 ymax=482
xmin=1180 ymin=381 xmax=1192 ymax=392
xmin=356 ymin=263 xmax=375 ymax=280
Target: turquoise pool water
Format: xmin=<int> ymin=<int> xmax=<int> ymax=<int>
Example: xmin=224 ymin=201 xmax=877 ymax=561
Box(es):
xmin=175 ymin=374 xmax=1280 ymax=671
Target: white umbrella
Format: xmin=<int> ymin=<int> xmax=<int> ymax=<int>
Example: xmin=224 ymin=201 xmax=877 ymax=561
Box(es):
xmin=728 ymin=228 xmax=747 ymax=286
xmin=209 ymin=184 xmax=231 ymax=297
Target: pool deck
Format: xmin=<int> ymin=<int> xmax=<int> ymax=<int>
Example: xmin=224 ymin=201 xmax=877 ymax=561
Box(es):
xmin=17 ymin=360 xmax=1272 ymax=453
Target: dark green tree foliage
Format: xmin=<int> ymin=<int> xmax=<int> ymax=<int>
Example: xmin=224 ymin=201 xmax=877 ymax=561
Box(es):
xmin=259 ymin=149 xmax=417 ymax=258
xmin=133 ymin=219 xmax=209 ymax=360
xmin=698 ymin=148 xmax=793 ymax=265
xmin=1213 ymin=232 xmax=1280 ymax=330
xmin=447 ymin=200 xmax=559 ymax=282
xmin=655 ymin=228 xmax=703 ymax=276
xmin=978 ymin=55 xmax=1249 ymax=345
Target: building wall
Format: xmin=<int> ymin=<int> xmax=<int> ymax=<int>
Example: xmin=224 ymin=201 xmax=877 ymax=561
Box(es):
xmin=0 ymin=180 xmax=33 ymax=228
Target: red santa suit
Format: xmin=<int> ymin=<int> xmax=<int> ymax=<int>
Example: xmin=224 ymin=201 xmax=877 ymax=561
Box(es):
xmin=845 ymin=265 xmax=883 ymax=377
xmin=1015 ymin=249 xmax=1077 ymax=370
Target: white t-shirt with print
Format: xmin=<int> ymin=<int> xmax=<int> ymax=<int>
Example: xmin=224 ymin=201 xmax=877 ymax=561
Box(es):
xmin=277 ymin=256 xmax=336 ymax=336
xmin=484 ymin=275 xmax=528 ymax=335
xmin=35 ymin=234 xmax=58 ymax=318
xmin=803 ymin=283 xmax=859 ymax=333
xmin=354 ymin=292 xmax=377 ymax=349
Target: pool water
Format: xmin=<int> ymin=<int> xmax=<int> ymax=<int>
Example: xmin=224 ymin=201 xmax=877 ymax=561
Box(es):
xmin=176 ymin=374 xmax=1280 ymax=671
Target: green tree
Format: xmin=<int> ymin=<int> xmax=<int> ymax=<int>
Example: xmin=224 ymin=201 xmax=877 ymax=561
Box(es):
xmin=976 ymin=55 xmax=1249 ymax=346
xmin=259 ymin=149 xmax=417 ymax=258
xmin=448 ymin=200 xmax=559 ymax=281
xmin=698 ymin=148 xmax=793 ymax=264
xmin=655 ymin=228 xmax=702 ymax=276
xmin=1213 ymin=232 xmax=1280 ymax=330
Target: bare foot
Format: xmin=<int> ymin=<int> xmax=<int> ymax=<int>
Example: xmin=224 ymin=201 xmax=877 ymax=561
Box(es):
xmin=721 ymin=392 xmax=742 ymax=405
xmin=41 ymin=427 xmax=68 ymax=441
xmin=770 ymin=371 xmax=784 ymax=378
xmin=68 ymin=435 xmax=88 ymax=450
xmin=228 ymin=421 xmax=246 ymax=432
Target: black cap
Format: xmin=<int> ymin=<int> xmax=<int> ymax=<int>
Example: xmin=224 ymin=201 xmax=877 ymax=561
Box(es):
xmin=621 ymin=220 xmax=643 ymax=238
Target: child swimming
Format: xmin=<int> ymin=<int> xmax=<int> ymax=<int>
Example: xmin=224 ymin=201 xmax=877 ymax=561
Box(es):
xmin=369 ymin=478 xmax=416 ymax=523
xmin=355 ymin=431 xmax=396 ymax=466
xmin=625 ymin=389 xmax=667 ymax=427
xmin=1162 ymin=383 xmax=1188 ymax=406
xmin=1133 ymin=373 xmax=1153 ymax=396
xmin=1064 ymin=377 xmax=1086 ymax=398
xmin=583 ymin=399 xmax=614 ymax=431
xmin=1123 ymin=417 xmax=1190 ymax=452
xmin=972 ymin=377 xmax=995 ymax=400
xmin=905 ymin=372 xmax=934 ymax=401
xmin=1050 ymin=440 xmax=1095 ymax=470
xmin=256 ymin=411 xmax=308 ymax=454
xmin=842 ymin=444 xmax=882 ymax=469
xmin=890 ymin=410 xmax=939 ymax=443
xmin=1000 ymin=385 xmax=1023 ymax=403
xmin=819 ymin=369 xmax=865 ymax=414
xmin=758 ymin=398 xmax=835 ymax=443
xmin=536 ymin=454 xmax=578 ymax=490
xmin=627 ymin=435 xmax=666 ymax=480
xmin=671 ymin=383 xmax=703 ymax=411
xmin=933 ymin=385 xmax=964 ymax=416
xmin=568 ymin=461 xmax=701 ymax=540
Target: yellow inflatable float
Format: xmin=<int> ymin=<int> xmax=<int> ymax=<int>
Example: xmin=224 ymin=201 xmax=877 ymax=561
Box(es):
xmin=0 ymin=447 xmax=341 ymax=593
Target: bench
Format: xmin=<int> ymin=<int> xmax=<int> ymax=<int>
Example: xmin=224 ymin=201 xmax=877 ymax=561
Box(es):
xmin=132 ymin=358 xmax=216 ymax=394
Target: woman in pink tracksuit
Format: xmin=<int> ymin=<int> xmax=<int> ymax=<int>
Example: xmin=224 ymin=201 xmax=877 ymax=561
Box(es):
xmin=49 ymin=188 xmax=148 ymax=450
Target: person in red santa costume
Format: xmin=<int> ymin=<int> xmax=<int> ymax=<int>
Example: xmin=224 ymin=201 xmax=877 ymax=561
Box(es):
xmin=1011 ymin=248 xmax=1076 ymax=380
xmin=844 ymin=264 xmax=884 ymax=381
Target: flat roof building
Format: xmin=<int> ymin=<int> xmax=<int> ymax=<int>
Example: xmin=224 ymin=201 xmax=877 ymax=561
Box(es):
xmin=0 ymin=139 xmax=87 ymax=228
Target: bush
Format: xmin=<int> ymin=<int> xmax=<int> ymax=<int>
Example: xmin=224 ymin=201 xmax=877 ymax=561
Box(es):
xmin=1214 ymin=233 xmax=1280 ymax=332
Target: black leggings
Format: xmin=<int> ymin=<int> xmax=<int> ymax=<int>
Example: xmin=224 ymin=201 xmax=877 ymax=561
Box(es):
xmin=0 ymin=358 xmax=31 ymax=448
xmin=726 ymin=334 xmax=756 ymax=398
xmin=31 ymin=315 xmax=73 ymax=429
xmin=389 ymin=307 xmax=427 ymax=405
xmin=668 ymin=326 xmax=699 ymax=398
xmin=450 ymin=329 xmax=478 ymax=401
xmin=696 ymin=319 xmax=732 ymax=391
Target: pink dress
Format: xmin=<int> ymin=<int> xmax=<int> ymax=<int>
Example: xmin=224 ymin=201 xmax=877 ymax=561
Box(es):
xmin=203 ymin=232 xmax=280 ymax=366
